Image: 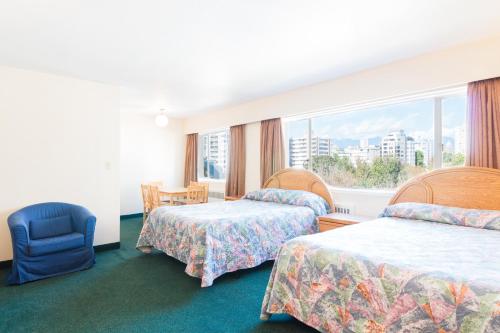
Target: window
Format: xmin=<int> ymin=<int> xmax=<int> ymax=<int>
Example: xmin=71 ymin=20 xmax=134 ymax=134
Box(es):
xmin=284 ymin=90 xmax=466 ymax=190
xmin=442 ymin=95 xmax=466 ymax=167
xmin=285 ymin=118 xmax=309 ymax=168
xmin=198 ymin=130 xmax=229 ymax=180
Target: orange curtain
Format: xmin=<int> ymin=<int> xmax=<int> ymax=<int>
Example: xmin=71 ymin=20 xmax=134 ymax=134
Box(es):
xmin=466 ymin=77 xmax=500 ymax=169
xmin=184 ymin=133 xmax=198 ymax=187
xmin=225 ymin=124 xmax=246 ymax=197
xmin=260 ymin=118 xmax=285 ymax=186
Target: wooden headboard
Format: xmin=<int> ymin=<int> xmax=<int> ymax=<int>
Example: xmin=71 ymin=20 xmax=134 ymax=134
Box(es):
xmin=263 ymin=168 xmax=334 ymax=210
xmin=389 ymin=167 xmax=500 ymax=210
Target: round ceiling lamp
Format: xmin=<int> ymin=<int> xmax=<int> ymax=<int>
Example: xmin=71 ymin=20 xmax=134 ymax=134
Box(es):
xmin=155 ymin=109 xmax=169 ymax=127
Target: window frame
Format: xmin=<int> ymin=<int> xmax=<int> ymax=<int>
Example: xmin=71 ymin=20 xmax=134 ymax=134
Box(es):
xmin=283 ymin=86 xmax=467 ymax=191
xmin=197 ymin=129 xmax=230 ymax=182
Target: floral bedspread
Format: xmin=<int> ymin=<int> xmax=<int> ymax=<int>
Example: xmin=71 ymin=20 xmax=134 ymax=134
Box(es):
xmin=261 ymin=213 xmax=500 ymax=332
xmin=137 ymin=190 xmax=328 ymax=287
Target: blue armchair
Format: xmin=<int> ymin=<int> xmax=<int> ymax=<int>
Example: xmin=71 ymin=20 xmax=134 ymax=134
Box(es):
xmin=7 ymin=202 xmax=96 ymax=285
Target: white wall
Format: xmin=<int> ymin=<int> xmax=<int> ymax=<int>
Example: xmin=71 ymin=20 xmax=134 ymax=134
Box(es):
xmin=185 ymin=35 xmax=500 ymax=133
xmin=332 ymin=190 xmax=392 ymax=217
xmin=120 ymin=113 xmax=185 ymax=215
xmin=183 ymin=35 xmax=500 ymax=217
xmin=0 ymin=66 xmax=120 ymax=261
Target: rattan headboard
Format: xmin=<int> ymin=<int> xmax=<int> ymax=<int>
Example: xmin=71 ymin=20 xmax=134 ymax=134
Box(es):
xmin=263 ymin=168 xmax=334 ymax=210
xmin=389 ymin=167 xmax=500 ymax=210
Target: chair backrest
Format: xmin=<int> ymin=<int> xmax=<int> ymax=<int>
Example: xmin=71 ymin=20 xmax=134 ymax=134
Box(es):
xmin=141 ymin=184 xmax=153 ymax=212
xmin=149 ymin=185 xmax=163 ymax=209
xmin=190 ymin=181 xmax=209 ymax=203
xmin=30 ymin=215 xmax=73 ymax=240
xmin=148 ymin=181 xmax=164 ymax=187
xmin=187 ymin=185 xmax=205 ymax=204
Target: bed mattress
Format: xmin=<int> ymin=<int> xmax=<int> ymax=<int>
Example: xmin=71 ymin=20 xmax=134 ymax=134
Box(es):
xmin=137 ymin=198 xmax=321 ymax=287
xmin=261 ymin=217 xmax=500 ymax=332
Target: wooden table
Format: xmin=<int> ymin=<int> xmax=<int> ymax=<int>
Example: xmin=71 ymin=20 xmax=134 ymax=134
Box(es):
xmin=159 ymin=187 xmax=188 ymax=205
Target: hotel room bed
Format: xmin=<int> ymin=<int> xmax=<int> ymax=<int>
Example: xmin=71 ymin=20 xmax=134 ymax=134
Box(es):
xmin=261 ymin=167 xmax=500 ymax=333
xmin=136 ymin=169 xmax=334 ymax=287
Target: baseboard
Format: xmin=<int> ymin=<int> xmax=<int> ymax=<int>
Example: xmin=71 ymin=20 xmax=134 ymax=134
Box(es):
xmin=0 ymin=260 xmax=12 ymax=269
xmin=94 ymin=242 xmax=120 ymax=252
xmin=0 ymin=242 xmax=121 ymax=269
xmin=120 ymin=213 xmax=143 ymax=220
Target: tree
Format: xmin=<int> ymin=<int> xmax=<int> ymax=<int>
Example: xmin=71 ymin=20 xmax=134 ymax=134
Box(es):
xmin=415 ymin=150 xmax=425 ymax=167
xmin=304 ymin=154 xmax=356 ymax=187
xmin=305 ymin=154 xmax=406 ymax=189
xmin=443 ymin=152 xmax=465 ymax=166
xmin=369 ymin=157 xmax=404 ymax=188
xmin=354 ymin=159 xmax=372 ymax=187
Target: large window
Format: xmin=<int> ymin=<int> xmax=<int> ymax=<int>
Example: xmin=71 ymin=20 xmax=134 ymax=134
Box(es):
xmin=198 ymin=130 xmax=229 ymax=180
xmin=442 ymin=94 xmax=466 ymax=167
xmin=284 ymin=90 xmax=466 ymax=190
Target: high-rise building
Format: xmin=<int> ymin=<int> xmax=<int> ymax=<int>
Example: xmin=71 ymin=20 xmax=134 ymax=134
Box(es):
xmin=359 ymin=138 xmax=369 ymax=148
xmin=405 ymin=137 xmax=416 ymax=166
xmin=202 ymin=131 xmax=228 ymax=178
xmin=342 ymin=145 xmax=381 ymax=165
xmin=289 ymin=130 xmax=432 ymax=169
xmin=289 ymin=137 xmax=331 ymax=167
xmin=414 ymin=137 xmax=433 ymax=167
xmin=380 ymin=130 xmax=420 ymax=166
xmin=381 ymin=130 xmax=408 ymax=163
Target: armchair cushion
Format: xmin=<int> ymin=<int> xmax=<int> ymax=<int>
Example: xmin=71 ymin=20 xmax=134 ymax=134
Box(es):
xmin=29 ymin=232 xmax=84 ymax=257
xmin=30 ymin=215 xmax=73 ymax=240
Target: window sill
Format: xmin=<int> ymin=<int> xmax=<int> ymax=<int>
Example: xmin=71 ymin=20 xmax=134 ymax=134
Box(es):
xmin=198 ymin=177 xmax=226 ymax=184
xmin=328 ymin=186 xmax=395 ymax=197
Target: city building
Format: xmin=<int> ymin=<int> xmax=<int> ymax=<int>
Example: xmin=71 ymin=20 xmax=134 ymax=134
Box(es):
xmin=381 ymin=130 xmax=408 ymax=163
xmin=289 ymin=137 xmax=332 ymax=167
xmin=406 ymin=137 xmax=416 ymax=166
xmin=201 ymin=131 xmax=228 ymax=178
xmin=337 ymin=143 xmax=381 ymax=165
xmin=290 ymin=130 xmax=432 ymax=168
xmin=414 ymin=137 xmax=433 ymax=167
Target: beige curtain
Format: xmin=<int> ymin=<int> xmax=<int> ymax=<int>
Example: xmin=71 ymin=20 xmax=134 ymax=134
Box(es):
xmin=225 ymin=125 xmax=246 ymax=197
xmin=184 ymin=133 xmax=198 ymax=187
xmin=260 ymin=118 xmax=285 ymax=186
xmin=466 ymin=77 xmax=500 ymax=169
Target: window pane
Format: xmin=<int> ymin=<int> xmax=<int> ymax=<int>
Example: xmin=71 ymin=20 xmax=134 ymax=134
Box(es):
xmin=442 ymin=95 xmax=466 ymax=167
xmin=285 ymin=119 xmax=309 ymax=169
xmin=310 ymin=99 xmax=434 ymax=189
xmin=199 ymin=131 xmax=228 ymax=179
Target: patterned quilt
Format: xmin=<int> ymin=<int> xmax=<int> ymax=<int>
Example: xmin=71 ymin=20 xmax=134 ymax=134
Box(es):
xmin=261 ymin=204 xmax=500 ymax=333
xmin=137 ymin=189 xmax=329 ymax=287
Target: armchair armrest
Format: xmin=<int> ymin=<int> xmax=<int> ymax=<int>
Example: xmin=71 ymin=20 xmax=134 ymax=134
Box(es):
xmin=70 ymin=205 xmax=96 ymax=248
xmin=7 ymin=211 xmax=30 ymax=256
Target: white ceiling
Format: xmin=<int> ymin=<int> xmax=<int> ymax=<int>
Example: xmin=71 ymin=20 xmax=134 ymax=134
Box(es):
xmin=1 ymin=1 xmax=500 ymax=117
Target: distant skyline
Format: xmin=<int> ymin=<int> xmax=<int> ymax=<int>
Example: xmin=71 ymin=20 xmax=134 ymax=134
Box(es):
xmin=286 ymin=94 xmax=466 ymax=143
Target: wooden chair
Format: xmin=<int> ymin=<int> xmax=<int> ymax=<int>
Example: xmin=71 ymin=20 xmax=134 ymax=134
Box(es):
xmin=190 ymin=181 xmax=209 ymax=203
xmin=149 ymin=185 xmax=171 ymax=209
xmin=177 ymin=185 xmax=205 ymax=205
xmin=141 ymin=184 xmax=154 ymax=223
xmin=187 ymin=185 xmax=205 ymax=204
xmin=148 ymin=181 xmax=167 ymax=201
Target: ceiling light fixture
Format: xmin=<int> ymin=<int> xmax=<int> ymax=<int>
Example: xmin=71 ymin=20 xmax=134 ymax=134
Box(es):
xmin=155 ymin=108 xmax=169 ymax=127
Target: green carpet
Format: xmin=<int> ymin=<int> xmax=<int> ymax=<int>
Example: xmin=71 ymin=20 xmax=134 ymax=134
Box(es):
xmin=0 ymin=217 xmax=315 ymax=333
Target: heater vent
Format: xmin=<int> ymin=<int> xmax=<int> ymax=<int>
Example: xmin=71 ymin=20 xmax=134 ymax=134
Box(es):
xmin=334 ymin=203 xmax=354 ymax=215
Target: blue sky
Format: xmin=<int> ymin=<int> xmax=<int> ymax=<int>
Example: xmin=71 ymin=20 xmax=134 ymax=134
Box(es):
xmin=286 ymin=94 xmax=466 ymax=142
